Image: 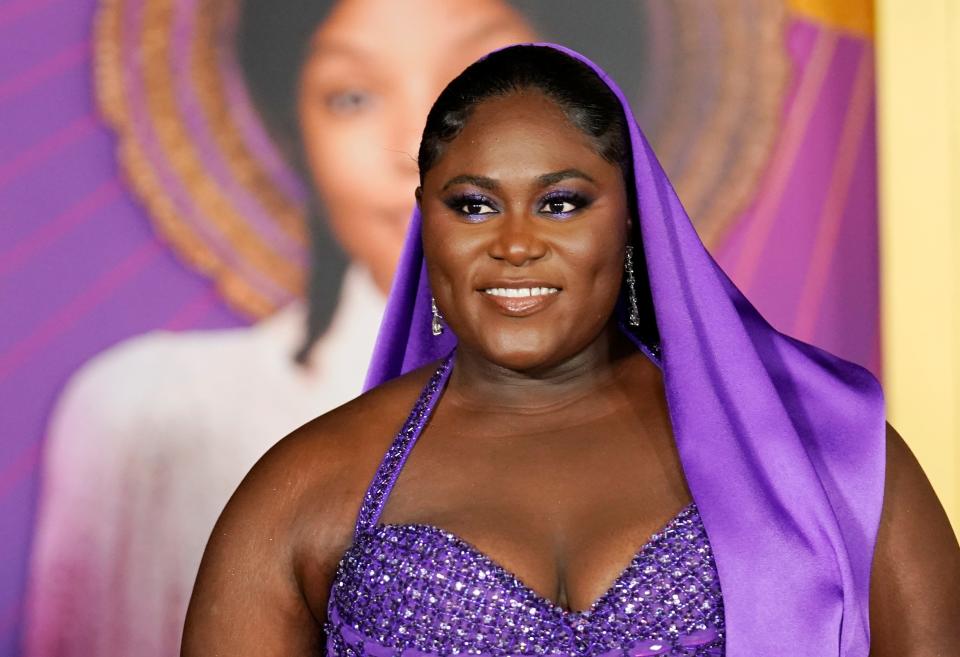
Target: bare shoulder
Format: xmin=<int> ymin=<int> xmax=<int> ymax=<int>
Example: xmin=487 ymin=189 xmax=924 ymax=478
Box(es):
xmin=182 ymin=361 xmax=442 ymax=653
xmin=878 ymin=422 xmax=956 ymax=541
xmin=235 ymin=357 xmax=444 ymax=557
xmin=868 ymin=422 xmax=960 ymax=656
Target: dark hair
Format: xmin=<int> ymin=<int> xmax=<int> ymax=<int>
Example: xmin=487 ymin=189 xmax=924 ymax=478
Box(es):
xmin=237 ymin=0 xmax=349 ymax=365
xmin=418 ymin=45 xmax=632 ymax=186
xmin=418 ymin=45 xmax=658 ymax=350
xmin=237 ymin=0 xmax=333 ymax=167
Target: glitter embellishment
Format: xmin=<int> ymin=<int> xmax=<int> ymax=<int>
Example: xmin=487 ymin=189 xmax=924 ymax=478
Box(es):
xmin=327 ymin=356 xmax=725 ymax=656
xmin=353 ymin=355 xmax=454 ymax=538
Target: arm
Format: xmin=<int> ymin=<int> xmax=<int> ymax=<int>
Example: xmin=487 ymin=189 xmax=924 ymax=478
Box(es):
xmin=180 ymin=421 xmax=351 ymax=656
xmin=869 ymin=422 xmax=960 ymax=656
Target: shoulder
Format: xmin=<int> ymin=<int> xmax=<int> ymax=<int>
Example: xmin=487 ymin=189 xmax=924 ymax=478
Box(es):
xmin=224 ymin=358 xmax=444 ymax=551
xmin=203 ymin=359 xmax=442 ymax=616
xmin=44 ymin=317 xmax=354 ymax=464
xmin=256 ymin=358 xmax=443 ymax=512
xmin=302 ymin=356 xmax=444 ymax=448
xmin=182 ymin=359 xmax=440 ymax=653
xmin=868 ymin=422 xmax=960 ymax=654
xmin=40 ymin=330 xmax=198 ymax=477
xmin=51 ymin=325 xmax=267 ymax=425
xmin=876 ymin=421 xmax=957 ymax=548
xmin=880 ymin=422 xmax=951 ymax=522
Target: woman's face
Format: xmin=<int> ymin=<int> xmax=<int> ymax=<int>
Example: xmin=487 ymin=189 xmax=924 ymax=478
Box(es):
xmin=419 ymin=90 xmax=632 ymax=372
xmin=297 ymin=0 xmax=536 ymax=294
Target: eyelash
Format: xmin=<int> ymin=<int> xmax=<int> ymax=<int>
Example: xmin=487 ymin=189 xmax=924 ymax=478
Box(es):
xmin=444 ymin=194 xmax=497 ymax=221
xmin=539 ymin=191 xmax=591 ymax=218
xmin=443 ymin=191 xmax=592 ymax=221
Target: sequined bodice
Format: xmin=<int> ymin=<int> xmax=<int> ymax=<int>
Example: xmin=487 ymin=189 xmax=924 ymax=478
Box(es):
xmin=324 ymin=357 xmax=725 ymax=656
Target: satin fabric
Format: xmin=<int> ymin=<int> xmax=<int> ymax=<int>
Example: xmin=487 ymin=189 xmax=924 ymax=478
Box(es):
xmin=364 ymin=43 xmax=885 ymax=656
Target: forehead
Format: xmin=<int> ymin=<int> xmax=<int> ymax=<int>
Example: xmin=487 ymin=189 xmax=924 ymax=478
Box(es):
xmin=310 ymin=0 xmax=532 ymax=69
xmin=427 ymin=91 xmax=619 ymax=184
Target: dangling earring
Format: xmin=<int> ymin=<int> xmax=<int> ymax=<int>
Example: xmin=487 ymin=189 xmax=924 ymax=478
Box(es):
xmin=624 ymin=245 xmax=641 ymax=327
xmin=431 ymin=296 xmax=444 ymax=336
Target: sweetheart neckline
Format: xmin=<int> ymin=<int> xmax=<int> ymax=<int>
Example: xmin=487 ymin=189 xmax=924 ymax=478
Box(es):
xmin=359 ymin=501 xmax=698 ymax=619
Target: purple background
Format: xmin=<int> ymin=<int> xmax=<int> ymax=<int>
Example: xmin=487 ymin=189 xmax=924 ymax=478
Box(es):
xmin=0 ymin=2 xmax=877 ymax=655
xmin=1 ymin=2 xmax=245 ymax=653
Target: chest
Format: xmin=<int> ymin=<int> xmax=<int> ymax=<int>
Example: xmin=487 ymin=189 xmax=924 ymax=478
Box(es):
xmin=324 ymin=503 xmax=724 ymax=656
xmin=377 ymin=405 xmax=691 ymax=594
xmin=388 ymin=395 xmax=685 ymax=512
xmin=322 ymin=359 xmax=724 ymax=654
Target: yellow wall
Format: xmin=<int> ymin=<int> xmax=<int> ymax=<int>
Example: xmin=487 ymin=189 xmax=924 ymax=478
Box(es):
xmin=876 ymin=1 xmax=960 ymax=533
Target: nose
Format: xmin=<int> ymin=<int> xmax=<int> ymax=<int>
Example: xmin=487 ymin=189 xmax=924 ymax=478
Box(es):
xmin=488 ymin=215 xmax=549 ymax=267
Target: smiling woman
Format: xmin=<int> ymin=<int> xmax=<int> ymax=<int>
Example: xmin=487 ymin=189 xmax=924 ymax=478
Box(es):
xmin=180 ymin=44 xmax=959 ymax=657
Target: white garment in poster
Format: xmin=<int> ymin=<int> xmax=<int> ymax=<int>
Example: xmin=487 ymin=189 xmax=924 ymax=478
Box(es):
xmin=23 ymin=266 xmax=385 ymax=657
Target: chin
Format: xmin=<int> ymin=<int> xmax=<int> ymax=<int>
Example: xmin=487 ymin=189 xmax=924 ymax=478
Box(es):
xmin=479 ymin=332 xmax=565 ymax=373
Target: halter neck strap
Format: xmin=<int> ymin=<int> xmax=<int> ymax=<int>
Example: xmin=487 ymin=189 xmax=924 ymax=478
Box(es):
xmin=353 ymin=353 xmax=455 ymax=539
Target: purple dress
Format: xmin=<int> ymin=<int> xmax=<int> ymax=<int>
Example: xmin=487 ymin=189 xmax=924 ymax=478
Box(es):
xmin=324 ymin=356 xmax=725 ymax=656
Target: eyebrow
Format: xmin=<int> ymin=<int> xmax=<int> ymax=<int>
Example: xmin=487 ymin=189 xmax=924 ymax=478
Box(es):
xmin=440 ymin=168 xmax=596 ymax=192
xmin=538 ymin=168 xmax=596 ymax=186
xmin=307 ymin=39 xmax=370 ymax=62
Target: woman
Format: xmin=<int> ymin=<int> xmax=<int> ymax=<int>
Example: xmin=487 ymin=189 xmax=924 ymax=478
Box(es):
xmin=181 ymin=44 xmax=959 ymax=656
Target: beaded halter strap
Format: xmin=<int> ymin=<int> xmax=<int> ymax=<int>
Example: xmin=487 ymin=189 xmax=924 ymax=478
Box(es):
xmin=353 ymin=354 xmax=455 ymax=539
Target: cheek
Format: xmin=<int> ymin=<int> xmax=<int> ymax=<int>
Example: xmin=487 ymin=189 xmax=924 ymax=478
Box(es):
xmin=298 ymin=107 xmax=413 ymax=288
xmin=422 ymin=217 xmax=484 ymax=295
xmin=560 ymin=227 xmax=626 ymax=298
xmin=546 ymin=225 xmax=629 ymax=340
xmin=301 ymin=115 xmax=388 ymax=221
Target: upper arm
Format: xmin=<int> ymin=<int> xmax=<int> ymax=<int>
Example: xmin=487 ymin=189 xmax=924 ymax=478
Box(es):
xmin=180 ymin=425 xmax=349 ymax=657
xmin=869 ymin=422 xmax=960 ymax=656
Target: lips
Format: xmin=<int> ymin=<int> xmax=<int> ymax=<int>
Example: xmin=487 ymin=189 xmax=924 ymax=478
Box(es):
xmin=478 ymin=282 xmax=561 ymax=316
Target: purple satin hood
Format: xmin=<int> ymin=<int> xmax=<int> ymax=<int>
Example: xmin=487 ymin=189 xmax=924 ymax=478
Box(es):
xmin=364 ymin=43 xmax=885 ymax=656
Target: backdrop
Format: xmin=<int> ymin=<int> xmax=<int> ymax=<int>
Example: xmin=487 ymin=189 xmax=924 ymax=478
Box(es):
xmin=0 ymin=1 xmax=877 ymax=655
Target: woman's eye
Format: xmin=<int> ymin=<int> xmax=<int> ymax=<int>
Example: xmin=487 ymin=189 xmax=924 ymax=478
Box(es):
xmin=538 ymin=193 xmax=588 ymax=217
xmin=542 ymin=199 xmax=577 ymax=214
xmin=325 ymin=90 xmax=373 ymax=115
xmin=444 ymin=195 xmax=498 ymax=219
xmin=459 ymin=201 xmax=497 ymax=216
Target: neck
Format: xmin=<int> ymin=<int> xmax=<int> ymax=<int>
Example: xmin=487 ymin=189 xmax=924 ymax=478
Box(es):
xmin=447 ymin=323 xmax=646 ymax=414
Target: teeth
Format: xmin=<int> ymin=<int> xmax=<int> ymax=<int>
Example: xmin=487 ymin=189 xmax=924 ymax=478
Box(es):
xmin=483 ymin=287 xmax=559 ymax=298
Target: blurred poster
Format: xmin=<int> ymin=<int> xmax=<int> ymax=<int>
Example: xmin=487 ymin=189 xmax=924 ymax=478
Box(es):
xmin=0 ymin=1 xmax=875 ymax=656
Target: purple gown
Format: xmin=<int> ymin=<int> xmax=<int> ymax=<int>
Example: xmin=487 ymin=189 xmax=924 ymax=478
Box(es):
xmin=324 ymin=356 xmax=725 ymax=656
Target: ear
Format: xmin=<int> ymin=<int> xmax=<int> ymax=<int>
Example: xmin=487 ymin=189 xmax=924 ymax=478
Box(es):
xmin=415 ymin=186 xmax=423 ymax=209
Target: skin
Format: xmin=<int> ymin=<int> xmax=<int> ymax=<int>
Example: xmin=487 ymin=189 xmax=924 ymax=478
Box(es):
xmin=181 ymin=92 xmax=960 ymax=655
xmin=297 ymin=0 xmax=536 ymax=294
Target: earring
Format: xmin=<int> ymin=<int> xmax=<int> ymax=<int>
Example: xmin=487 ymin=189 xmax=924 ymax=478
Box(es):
xmin=624 ymin=245 xmax=641 ymax=327
xmin=431 ymin=296 xmax=444 ymax=336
